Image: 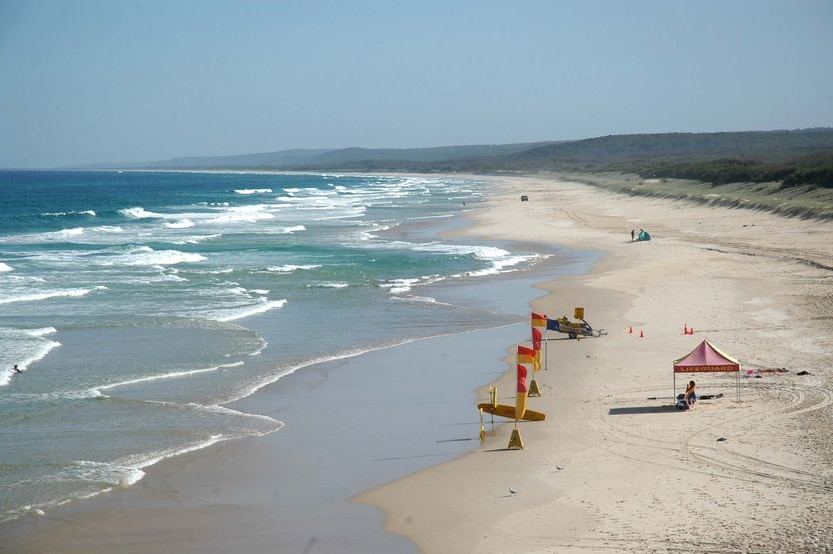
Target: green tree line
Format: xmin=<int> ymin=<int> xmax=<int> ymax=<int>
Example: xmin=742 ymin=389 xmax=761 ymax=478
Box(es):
xmin=611 ymin=152 xmax=833 ymax=189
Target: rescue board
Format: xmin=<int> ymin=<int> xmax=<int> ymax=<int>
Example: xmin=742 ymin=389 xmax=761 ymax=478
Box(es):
xmin=478 ymin=403 xmax=546 ymax=421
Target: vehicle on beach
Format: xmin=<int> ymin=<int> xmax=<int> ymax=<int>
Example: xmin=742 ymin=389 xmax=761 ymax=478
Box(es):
xmin=547 ymin=315 xmax=595 ymax=339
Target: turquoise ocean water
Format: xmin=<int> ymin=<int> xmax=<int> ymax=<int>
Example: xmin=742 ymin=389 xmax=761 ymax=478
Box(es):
xmin=0 ymin=170 xmax=574 ymax=523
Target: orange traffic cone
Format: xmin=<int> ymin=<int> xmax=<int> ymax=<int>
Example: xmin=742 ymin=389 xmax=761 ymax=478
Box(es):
xmin=639 ymin=330 xmax=645 ymax=338
xmin=683 ymin=323 xmax=688 ymax=334
xmin=629 ymin=326 xmax=633 ymax=334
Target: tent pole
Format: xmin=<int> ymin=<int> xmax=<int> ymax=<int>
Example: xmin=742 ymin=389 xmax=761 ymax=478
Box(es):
xmin=673 ymin=372 xmax=676 ymax=402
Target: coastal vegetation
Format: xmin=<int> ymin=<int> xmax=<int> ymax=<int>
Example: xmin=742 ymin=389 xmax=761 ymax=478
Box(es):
xmin=100 ymin=127 xmax=833 ymax=219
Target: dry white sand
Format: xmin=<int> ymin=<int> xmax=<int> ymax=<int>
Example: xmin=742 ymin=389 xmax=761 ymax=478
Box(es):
xmin=357 ymin=174 xmax=833 ymax=553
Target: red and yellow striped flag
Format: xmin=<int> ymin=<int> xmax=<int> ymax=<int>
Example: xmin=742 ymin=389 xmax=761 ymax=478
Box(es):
xmin=532 ymin=326 xmax=543 ymax=350
xmin=531 ymin=312 xmax=547 ymax=329
xmin=517 ymin=344 xmax=536 ymax=364
xmin=516 ymin=363 xmax=528 ymax=419
xmin=531 ymin=327 xmax=543 ymax=371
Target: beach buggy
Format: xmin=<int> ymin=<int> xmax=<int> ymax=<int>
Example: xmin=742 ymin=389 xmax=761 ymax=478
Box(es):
xmin=547 ymin=315 xmax=595 ymax=339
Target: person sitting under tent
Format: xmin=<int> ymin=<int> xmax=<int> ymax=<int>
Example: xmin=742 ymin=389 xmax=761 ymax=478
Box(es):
xmin=676 ymin=380 xmax=698 ymax=410
xmin=685 ymin=380 xmax=697 ymax=405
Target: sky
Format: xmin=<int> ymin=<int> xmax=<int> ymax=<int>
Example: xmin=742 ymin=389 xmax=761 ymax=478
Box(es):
xmin=1 ymin=0 xmax=832 ymax=168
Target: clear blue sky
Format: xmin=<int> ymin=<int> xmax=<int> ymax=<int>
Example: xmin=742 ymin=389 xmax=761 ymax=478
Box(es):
xmin=1 ymin=0 xmax=832 ymax=168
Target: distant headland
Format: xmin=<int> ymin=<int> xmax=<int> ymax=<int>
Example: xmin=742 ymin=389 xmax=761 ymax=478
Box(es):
xmin=77 ymin=128 xmax=833 ymax=219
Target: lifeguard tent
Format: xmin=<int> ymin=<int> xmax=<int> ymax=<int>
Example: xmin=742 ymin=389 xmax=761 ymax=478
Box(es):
xmin=673 ymin=340 xmax=741 ymax=401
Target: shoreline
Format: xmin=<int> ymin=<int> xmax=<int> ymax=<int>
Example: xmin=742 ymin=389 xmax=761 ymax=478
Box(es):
xmin=3 ymin=172 xmax=831 ymax=553
xmin=358 ymin=174 xmax=833 ymax=553
xmin=0 ymin=176 xmax=588 ymax=553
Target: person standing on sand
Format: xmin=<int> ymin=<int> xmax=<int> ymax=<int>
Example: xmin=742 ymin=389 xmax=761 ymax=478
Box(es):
xmin=631 ymin=229 xmax=635 ymax=241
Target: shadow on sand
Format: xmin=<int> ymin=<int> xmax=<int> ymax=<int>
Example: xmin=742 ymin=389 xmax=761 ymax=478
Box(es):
xmin=608 ymin=405 xmax=677 ymax=415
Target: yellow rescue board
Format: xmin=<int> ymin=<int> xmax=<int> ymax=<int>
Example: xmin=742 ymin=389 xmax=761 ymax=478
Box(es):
xmin=478 ymin=403 xmax=546 ymax=421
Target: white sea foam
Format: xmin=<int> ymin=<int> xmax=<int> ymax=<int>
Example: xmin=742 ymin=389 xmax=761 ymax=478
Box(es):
xmin=313 ymin=282 xmax=349 ymax=289
xmin=190 ymin=403 xmax=283 ymax=429
xmin=7 ymin=388 xmax=107 ymax=401
xmin=276 ymin=192 xmax=367 ymax=220
xmin=119 ymin=207 xmax=162 ymax=219
xmin=106 ymin=246 xmax=206 ymax=267
xmin=390 ymin=295 xmax=452 ymax=306
xmin=58 ymin=227 xmax=84 ymax=237
xmin=369 ymin=240 xmax=541 ymax=278
xmin=97 ymin=405 xmax=283 ymax=490
xmin=28 ymin=336 xmax=61 ymax=362
xmin=165 ymin=219 xmax=195 ymax=229
xmin=207 ymin=204 xmax=274 ymax=224
xmin=13 ymin=221 xmax=128 ymax=246
xmin=465 ymin=253 xmax=543 ymax=277
xmin=59 ymin=460 xmax=146 ymax=488
xmin=92 ymin=225 xmax=124 ymax=233
xmin=121 ymin=272 xmax=188 ymax=285
xmin=0 ymin=286 xmax=105 ymax=305
xmin=172 ymin=233 xmax=222 ymax=244
xmin=63 ymin=389 xmax=107 ymax=400
xmin=0 ymin=262 xmax=12 ymax=272
xmin=0 ymin=326 xmax=61 ymax=386
xmin=97 ymin=361 xmax=244 ymax=392
xmin=407 ymin=213 xmax=455 ymax=221
xmin=381 ymin=278 xmax=421 ymax=294
xmin=1 ymin=462 xmax=142 ymax=523
xmin=41 ymin=210 xmax=96 ymax=217
xmin=215 ymin=298 xmax=288 ymax=322
xmin=27 ymin=327 xmax=57 ymax=337
xmin=266 ymin=264 xmax=321 ymax=273
xmin=275 ymin=224 xmax=306 ymax=234
xmin=216 ymin=334 xmax=442 ymax=406
xmin=118 ymin=435 xmax=226 ymax=476
xmin=235 ymin=188 xmax=273 ymax=195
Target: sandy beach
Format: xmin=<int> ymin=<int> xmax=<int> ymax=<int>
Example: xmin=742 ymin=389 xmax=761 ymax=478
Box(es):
xmin=3 ymin=173 xmax=832 ymax=553
xmin=359 ymin=174 xmax=833 ymax=553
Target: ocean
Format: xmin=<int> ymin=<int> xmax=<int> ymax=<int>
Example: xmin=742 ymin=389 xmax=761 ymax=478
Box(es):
xmin=0 ymin=169 xmax=594 ymax=525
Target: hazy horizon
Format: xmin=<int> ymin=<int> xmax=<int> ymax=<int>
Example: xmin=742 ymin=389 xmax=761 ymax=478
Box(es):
xmin=2 ymin=0 xmax=832 ymax=169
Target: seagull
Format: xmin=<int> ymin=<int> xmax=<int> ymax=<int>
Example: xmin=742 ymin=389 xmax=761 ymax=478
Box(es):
xmin=556 ymin=465 xmax=564 ymax=471
xmin=509 ymin=488 xmax=518 ymax=495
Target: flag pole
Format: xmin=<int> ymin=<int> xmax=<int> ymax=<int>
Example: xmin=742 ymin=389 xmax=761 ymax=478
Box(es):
xmin=508 ymin=347 xmax=524 ymax=449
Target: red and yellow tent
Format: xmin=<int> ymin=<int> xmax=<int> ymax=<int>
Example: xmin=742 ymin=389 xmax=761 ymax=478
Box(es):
xmin=673 ymin=339 xmax=741 ymax=401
